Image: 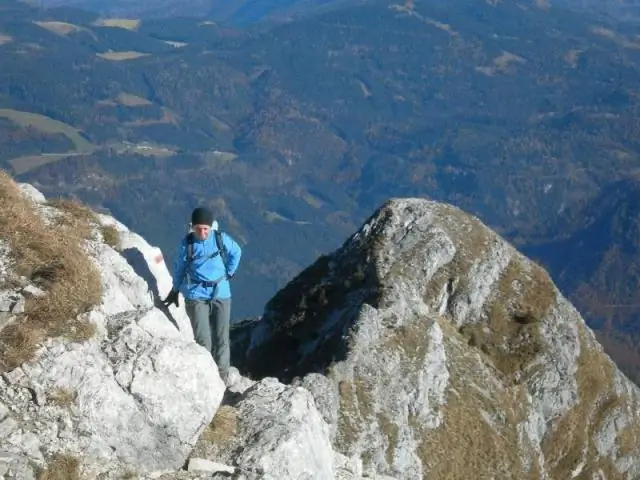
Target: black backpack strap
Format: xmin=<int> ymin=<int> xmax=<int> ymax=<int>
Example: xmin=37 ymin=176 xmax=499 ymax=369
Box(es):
xmin=214 ymin=230 xmax=229 ymax=276
xmin=186 ymin=232 xmax=194 ymax=262
xmin=183 ymin=232 xmax=195 ymax=285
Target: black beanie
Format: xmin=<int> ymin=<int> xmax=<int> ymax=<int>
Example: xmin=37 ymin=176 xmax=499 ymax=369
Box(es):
xmin=191 ymin=207 xmax=214 ymax=226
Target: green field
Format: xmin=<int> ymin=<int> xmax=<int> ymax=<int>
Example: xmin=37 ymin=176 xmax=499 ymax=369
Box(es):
xmin=9 ymin=153 xmax=81 ymax=175
xmin=34 ymin=21 xmax=97 ymax=39
xmin=96 ymin=51 xmax=149 ymax=61
xmin=92 ymin=18 xmax=140 ymax=30
xmin=0 ymin=109 xmax=94 ymax=152
xmin=0 ymin=109 xmax=95 ymax=174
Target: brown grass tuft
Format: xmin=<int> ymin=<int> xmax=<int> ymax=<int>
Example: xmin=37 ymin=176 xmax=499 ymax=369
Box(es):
xmin=415 ymin=318 xmax=537 ymax=479
xmin=47 ymin=198 xmax=97 ymax=236
xmin=36 ymin=453 xmax=81 ymax=480
xmin=542 ymin=326 xmax=631 ymax=478
xmin=336 ymin=377 xmax=374 ymax=451
xmin=47 ymin=387 xmax=76 ymax=407
xmin=458 ymin=257 xmax=556 ymax=380
xmin=418 ymin=391 xmax=531 ymax=479
xmin=100 ymin=224 xmax=120 ymax=248
xmin=0 ymin=171 xmax=102 ymax=371
xmin=199 ymin=405 xmax=238 ymax=446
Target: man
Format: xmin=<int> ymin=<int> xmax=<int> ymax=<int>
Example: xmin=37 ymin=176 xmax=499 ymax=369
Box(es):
xmin=162 ymin=207 xmax=242 ymax=384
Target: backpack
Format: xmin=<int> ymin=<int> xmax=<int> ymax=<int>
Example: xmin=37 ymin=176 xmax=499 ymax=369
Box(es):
xmin=183 ymin=229 xmax=230 ymax=287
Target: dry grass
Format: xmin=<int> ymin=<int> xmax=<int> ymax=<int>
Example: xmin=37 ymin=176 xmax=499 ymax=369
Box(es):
xmin=0 ymin=172 xmax=102 ymax=371
xmin=96 ymin=51 xmax=148 ymax=61
xmin=199 ymin=405 xmax=238 ymax=446
xmin=459 ymin=257 xmax=556 ymax=380
xmin=418 ymin=394 xmax=530 ymax=479
xmin=417 ymin=318 xmax=536 ymax=479
xmin=47 ymin=198 xmax=97 ymax=234
xmin=541 ymin=325 xmax=634 ymax=478
xmin=617 ymin=423 xmax=639 ymax=457
xmin=49 ymin=198 xmax=119 ymax=247
xmin=47 ymin=387 xmax=76 ymax=407
xmin=336 ymin=377 xmax=374 ymax=451
xmin=376 ymin=412 xmax=399 ymax=466
xmin=36 ymin=453 xmax=81 ymax=480
xmin=101 ymin=224 xmax=120 ymax=248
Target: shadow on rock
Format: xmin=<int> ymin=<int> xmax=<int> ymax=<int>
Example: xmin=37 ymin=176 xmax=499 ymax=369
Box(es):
xmin=121 ymin=247 xmax=180 ymax=332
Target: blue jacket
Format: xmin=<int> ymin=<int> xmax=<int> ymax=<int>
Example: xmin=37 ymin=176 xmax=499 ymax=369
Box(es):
xmin=171 ymin=231 xmax=242 ymax=300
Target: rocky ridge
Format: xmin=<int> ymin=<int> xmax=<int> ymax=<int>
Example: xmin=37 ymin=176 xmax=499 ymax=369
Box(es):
xmin=240 ymin=198 xmax=640 ymax=479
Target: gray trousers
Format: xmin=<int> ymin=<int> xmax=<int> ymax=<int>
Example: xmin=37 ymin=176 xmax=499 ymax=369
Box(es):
xmin=185 ymin=297 xmax=231 ymax=379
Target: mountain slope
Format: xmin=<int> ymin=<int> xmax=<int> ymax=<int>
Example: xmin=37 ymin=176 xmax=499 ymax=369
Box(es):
xmin=237 ymin=197 xmax=640 ymax=479
xmin=523 ymin=176 xmax=640 ymax=383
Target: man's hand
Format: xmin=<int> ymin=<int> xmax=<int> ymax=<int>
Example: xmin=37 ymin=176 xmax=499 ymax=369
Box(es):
xmin=162 ymin=288 xmax=179 ymax=308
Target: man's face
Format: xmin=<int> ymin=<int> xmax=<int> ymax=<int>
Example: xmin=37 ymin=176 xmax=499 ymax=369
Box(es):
xmin=193 ymin=224 xmax=211 ymax=240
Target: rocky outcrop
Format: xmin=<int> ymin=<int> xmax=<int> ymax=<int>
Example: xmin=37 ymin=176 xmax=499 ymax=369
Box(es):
xmin=0 ymin=178 xmax=225 ymax=478
xmin=239 ymin=198 xmax=640 ymax=479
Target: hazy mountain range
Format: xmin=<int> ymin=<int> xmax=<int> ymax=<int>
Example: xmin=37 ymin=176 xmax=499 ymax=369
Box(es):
xmin=30 ymin=0 xmax=640 ymax=23
xmin=29 ymin=0 xmax=361 ymax=23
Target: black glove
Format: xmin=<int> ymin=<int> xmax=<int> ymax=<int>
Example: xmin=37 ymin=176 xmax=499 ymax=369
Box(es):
xmin=162 ymin=288 xmax=179 ymax=308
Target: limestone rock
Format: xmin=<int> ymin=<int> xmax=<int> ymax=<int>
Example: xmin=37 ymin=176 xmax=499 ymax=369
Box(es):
xmin=239 ymin=198 xmax=640 ymax=479
xmin=187 ymin=457 xmax=235 ymax=473
xmin=0 ymin=182 xmax=225 ymax=477
xmin=214 ymin=377 xmax=336 ymax=480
